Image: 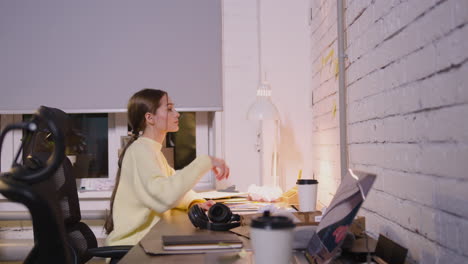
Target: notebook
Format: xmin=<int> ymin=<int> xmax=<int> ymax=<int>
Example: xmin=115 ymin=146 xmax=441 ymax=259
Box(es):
xmin=162 ymin=233 xmax=243 ymax=251
xmin=299 ymin=170 xmax=377 ymax=264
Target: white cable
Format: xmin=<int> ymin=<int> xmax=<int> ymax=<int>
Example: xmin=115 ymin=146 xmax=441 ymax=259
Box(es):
xmin=256 ymin=0 xmax=262 ymax=82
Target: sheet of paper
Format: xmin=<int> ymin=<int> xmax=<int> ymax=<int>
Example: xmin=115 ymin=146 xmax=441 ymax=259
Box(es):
xmin=200 ymin=190 xmax=248 ymax=200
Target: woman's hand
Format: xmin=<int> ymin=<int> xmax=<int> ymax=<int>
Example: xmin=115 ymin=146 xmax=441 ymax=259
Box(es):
xmin=196 ymin=200 xmax=216 ymax=211
xmin=209 ymin=156 xmax=230 ymax=180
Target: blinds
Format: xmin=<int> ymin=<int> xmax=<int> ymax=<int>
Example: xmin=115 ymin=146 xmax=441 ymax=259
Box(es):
xmin=0 ymin=0 xmax=222 ymax=113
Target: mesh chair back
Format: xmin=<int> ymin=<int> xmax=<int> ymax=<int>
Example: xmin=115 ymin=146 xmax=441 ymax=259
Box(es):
xmin=25 ymin=115 xmax=98 ymax=264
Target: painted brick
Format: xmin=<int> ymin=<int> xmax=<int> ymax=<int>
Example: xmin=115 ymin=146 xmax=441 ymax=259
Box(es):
xmin=349 ymin=27 xmax=467 ymax=104
xmin=405 ymin=232 xmax=439 ymax=263
xmin=418 ymin=207 xmax=467 ymax=254
xmin=349 ymin=104 xmax=468 ymax=145
xmin=311 ymin=145 xmax=340 ymax=163
xmin=349 ymin=36 xmax=437 ymax=89
xmin=312 ymin=93 xmax=337 ymax=116
xmin=453 ymin=0 xmax=468 ymax=25
xmin=348 ymin=64 xmax=467 ymax=126
xmin=417 ymin=207 xmax=438 ymax=240
xmin=434 ymin=211 xmax=464 ymax=254
xmin=312 ymin=2 xmax=337 ymax=41
xmin=310 ymin=0 xmax=334 ymax=35
xmin=345 ymin=0 xmax=371 ymax=40
xmin=311 ymin=29 xmax=337 ymax=65
xmin=349 ymin=143 xmax=468 ymax=180
xmin=383 ymin=170 xmax=436 ymax=206
xmin=417 ymin=144 xmax=468 ymax=180
xmin=436 ymin=248 xmax=468 ymax=264
xmin=348 ymin=61 xmax=468 ymax=125
xmin=311 ymin=127 xmax=339 ymax=145
xmin=348 ymin=0 xmax=441 ymax=66
xmin=313 ymin=1 xmax=468 ymax=262
xmin=434 ymin=22 xmax=468 ymax=69
xmin=363 ymin=209 xmax=411 ymax=249
xmin=311 ymin=20 xmax=337 ymax=60
xmin=345 ymin=0 xmax=373 ymax=29
xmin=313 ymin=111 xmax=339 ymax=131
xmin=458 ymin=219 xmax=468 ymax=257
xmin=363 ymin=191 xmax=399 ymax=222
xmin=316 ymin=64 xmax=338 ymax=86
xmin=347 ymin=68 xmax=385 ymax=103
xmin=435 ymin=178 xmax=468 ymax=218
xmin=347 ymin=0 xmax=403 ymax=53
xmin=347 ymin=0 xmax=457 ymax=83
xmin=312 ymin=75 xmax=338 ymax=101
xmin=361 ymin=207 xmax=468 ymax=263
xmin=312 ymin=61 xmax=338 ymax=88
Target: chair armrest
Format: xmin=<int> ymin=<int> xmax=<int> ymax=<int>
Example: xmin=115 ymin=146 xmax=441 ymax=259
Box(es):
xmin=88 ymin=245 xmax=133 ymax=259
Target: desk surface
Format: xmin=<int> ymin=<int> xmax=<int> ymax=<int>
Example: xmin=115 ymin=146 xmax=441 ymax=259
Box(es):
xmin=118 ymin=209 xmax=368 ymax=264
xmin=119 ymin=209 xmax=254 ymax=264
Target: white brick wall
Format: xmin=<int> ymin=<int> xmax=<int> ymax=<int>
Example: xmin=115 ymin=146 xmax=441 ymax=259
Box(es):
xmin=310 ymin=0 xmax=468 ymax=262
xmin=310 ymin=0 xmax=341 ymax=209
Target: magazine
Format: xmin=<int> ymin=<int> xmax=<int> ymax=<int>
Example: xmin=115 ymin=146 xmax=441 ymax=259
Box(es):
xmin=305 ymin=170 xmax=376 ymax=264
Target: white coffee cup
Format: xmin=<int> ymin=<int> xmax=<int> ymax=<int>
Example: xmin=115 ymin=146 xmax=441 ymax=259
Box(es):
xmin=250 ymin=211 xmax=295 ymax=264
xmin=296 ymin=179 xmax=318 ymax=212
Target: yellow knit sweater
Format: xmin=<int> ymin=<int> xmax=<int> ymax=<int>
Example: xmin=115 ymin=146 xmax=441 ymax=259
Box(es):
xmin=105 ymin=137 xmax=211 ymax=246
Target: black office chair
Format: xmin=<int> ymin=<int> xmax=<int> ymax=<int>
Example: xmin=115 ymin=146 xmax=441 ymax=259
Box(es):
xmin=0 ymin=106 xmax=131 ymax=264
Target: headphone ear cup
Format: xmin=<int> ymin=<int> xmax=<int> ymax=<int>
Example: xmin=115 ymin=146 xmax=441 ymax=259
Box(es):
xmin=188 ymin=204 xmax=210 ymax=229
xmin=231 ymin=213 xmax=240 ymax=222
xmin=207 ymin=221 xmax=241 ymax=232
xmin=208 ymin=203 xmax=233 ymax=223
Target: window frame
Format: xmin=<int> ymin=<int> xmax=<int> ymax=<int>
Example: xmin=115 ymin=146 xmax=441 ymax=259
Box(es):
xmin=0 ymin=112 xmax=216 ymax=202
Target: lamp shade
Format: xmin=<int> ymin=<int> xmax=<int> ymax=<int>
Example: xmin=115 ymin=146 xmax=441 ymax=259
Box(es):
xmin=247 ymin=81 xmax=280 ymax=121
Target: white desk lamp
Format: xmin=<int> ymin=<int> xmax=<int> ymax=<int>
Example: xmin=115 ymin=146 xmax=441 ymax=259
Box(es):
xmin=247 ymin=80 xmax=282 ymax=203
xmin=246 ymin=0 xmax=282 ymax=197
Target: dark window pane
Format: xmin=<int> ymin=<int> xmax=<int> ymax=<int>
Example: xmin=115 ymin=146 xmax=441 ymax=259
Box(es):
xmin=124 ymin=112 xmax=197 ymax=170
xmin=23 ymin=113 xmax=109 ymax=178
xmin=172 ymin=112 xmax=196 ymax=170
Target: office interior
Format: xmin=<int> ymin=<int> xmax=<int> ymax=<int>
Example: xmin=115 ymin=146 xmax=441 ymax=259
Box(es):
xmin=0 ymin=0 xmax=467 ymax=263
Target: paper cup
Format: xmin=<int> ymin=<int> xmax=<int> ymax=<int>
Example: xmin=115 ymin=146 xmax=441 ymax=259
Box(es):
xmin=296 ymin=179 xmax=318 ymax=212
xmin=250 ymin=211 xmax=295 ymax=264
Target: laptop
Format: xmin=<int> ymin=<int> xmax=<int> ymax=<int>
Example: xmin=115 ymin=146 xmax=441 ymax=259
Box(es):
xmin=293 ymin=170 xmax=376 ymax=264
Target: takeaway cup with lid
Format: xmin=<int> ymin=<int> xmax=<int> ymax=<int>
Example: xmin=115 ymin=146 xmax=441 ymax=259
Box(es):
xmin=296 ymin=179 xmax=318 ymax=212
xmin=250 ymin=211 xmax=296 ymax=264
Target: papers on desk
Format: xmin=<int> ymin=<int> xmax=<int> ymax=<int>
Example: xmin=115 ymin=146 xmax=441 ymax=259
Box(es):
xmin=162 ymin=234 xmax=243 ymax=251
xmin=200 ymin=190 xmax=248 ymax=200
xmin=226 ymin=202 xmax=270 ymax=213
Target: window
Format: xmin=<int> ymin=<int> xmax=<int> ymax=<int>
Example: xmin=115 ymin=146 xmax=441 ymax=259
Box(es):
xmin=22 ymin=113 xmax=109 ymax=179
xmin=1 ymin=112 xmax=215 ymax=195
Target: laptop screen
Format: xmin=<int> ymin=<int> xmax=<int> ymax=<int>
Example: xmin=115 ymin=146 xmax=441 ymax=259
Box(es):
xmin=305 ymin=170 xmax=376 ymax=264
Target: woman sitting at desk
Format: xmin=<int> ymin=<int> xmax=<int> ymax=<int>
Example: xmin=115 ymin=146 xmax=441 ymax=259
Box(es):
xmin=104 ymin=88 xmax=230 ymax=246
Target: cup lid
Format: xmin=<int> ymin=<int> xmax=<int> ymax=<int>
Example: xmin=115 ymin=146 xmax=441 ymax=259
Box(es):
xmin=250 ymin=211 xmax=295 ymax=229
xmin=296 ymin=179 xmax=318 ymax=184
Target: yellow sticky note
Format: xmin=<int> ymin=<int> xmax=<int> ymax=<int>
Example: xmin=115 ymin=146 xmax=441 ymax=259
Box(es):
xmin=334 ymin=58 xmax=339 ymax=78
xmin=321 ymin=49 xmax=334 ymax=67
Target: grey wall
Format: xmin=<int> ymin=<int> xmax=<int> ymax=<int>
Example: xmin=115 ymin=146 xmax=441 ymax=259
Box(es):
xmin=0 ymin=0 xmax=222 ymax=113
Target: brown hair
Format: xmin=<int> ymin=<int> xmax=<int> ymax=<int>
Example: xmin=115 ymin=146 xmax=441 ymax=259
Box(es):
xmin=104 ymin=88 xmax=167 ymax=234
